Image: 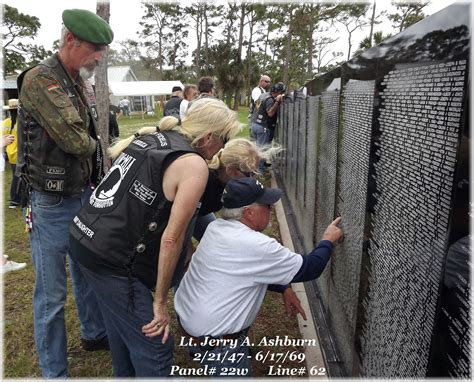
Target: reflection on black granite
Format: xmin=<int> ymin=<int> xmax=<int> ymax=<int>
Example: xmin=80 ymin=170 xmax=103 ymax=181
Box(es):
xmin=427 ymin=236 xmax=471 ymax=378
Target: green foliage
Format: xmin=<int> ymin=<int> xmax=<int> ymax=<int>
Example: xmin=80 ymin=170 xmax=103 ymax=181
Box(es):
xmin=138 ymin=3 xmax=188 ymax=78
xmin=109 ymin=2 xmax=402 ymax=97
xmin=387 ymin=2 xmax=429 ymax=32
xmin=334 ymin=3 xmax=372 ymax=60
xmin=354 ymin=31 xmax=393 ymax=56
xmin=2 ymin=5 xmax=50 ymax=74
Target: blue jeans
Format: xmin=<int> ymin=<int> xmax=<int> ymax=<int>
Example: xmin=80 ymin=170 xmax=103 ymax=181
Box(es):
xmin=265 ymin=127 xmax=275 ymax=144
xmin=194 ymin=213 xmax=216 ymax=241
xmin=10 ymin=164 xmax=20 ymax=204
xmin=188 ymin=328 xmax=252 ymax=377
xmin=78 ymin=264 xmax=174 ymax=377
xmin=251 ymin=122 xmax=267 ymax=147
xmin=29 ymin=189 xmax=106 ymax=378
xmin=251 ymin=123 xmax=269 ymax=172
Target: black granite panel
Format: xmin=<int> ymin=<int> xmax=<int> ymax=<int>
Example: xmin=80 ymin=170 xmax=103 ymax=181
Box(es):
xmin=274 ymin=3 xmax=470 ymax=378
xmin=359 ymin=59 xmax=467 ymax=377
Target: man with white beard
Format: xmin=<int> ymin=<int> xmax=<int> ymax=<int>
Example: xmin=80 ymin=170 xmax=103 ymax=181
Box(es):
xmin=16 ymin=9 xmax=114 ymax=378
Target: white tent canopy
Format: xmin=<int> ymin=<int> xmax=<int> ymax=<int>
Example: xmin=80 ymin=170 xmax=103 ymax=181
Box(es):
xmin=108 ymin=80 xmax=184 ymax=97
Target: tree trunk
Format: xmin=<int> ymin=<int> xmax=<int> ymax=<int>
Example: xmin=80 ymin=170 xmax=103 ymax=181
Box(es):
xmin=204 ymin=5 xmax=210 ymax=71
xmin=283 ymin=24 xmax=292 ymax=85
xmin=307 ymin=18 xmax=315 ymax=77
xmin=96 ymin=3 xmax=110 ymax=157
xmin=368 ymin=0 xmax=376 ymax=47
xmin=195 ymin=9 xmax=202 ymax=78
xmin=233 ymin=5 xmax=246 ymax=110
xmin=347 ymin=30 xmax=352 ymax=60
xmin=246 ymin=12 xmax=255 ymax=103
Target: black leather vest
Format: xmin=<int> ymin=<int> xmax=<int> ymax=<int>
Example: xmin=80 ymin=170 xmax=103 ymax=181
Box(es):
xmin=16 ymin=54 xmax=104 ymax=196
xmin=70 ymin=131 xmax=200 ymax=290
xmin=251 ymin=93 xmax=273 ymax=127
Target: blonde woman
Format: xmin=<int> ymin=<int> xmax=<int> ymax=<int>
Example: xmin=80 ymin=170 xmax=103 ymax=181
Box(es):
xmin=69 ymin=98 xmax=240 ymax=377
xmin=192 ymin=138 xmax=278 ymax=239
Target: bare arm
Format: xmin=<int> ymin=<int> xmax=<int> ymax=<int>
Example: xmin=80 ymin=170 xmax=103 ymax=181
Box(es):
xmin=142 ymin=154 xmax=208 ymax=342
xmin=266 ymin=94 xmax=284 ymax=118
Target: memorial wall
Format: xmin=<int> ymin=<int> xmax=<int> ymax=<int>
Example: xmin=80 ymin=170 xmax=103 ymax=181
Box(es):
xmin=274 ymin=3 xmax=470 ymax=378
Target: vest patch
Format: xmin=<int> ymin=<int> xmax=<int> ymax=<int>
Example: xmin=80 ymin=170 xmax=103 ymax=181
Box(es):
xmin=132 ymin=139 xmax=149 ymax=148
xmin=47 ymin=84 xmax=60 ymax=91
xmin=129 ymin=180 xmax=157 ymax=205
xmin=46 ymin=166 xmax=66 ymax=175
xmin=45 ymin=179 xmax=64 ymax=191
xmin=89 ymin=153 xmax=136 ymax=208
xmin=73 ymin=216 xmax=95 ymax=238
xmin=153 ymin=132 xmax=170 ymax=148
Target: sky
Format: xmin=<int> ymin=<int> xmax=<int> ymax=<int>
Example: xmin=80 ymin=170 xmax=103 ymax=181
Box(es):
xmin=1 ymin=0 xmax=463 ymax=69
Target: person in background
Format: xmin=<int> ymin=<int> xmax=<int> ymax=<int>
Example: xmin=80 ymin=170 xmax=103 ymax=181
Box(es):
xmin=174 ymin=178 xmax=344 ymax=376
xmin=1 ymin=130 xmax=27 ymax=274
xmin=69 ymin=98 xmax=241 ymax=377
xmin=109 ymin=102 xmax=122 ymax=143
xmin=249 ymin=74 xmax=271 ymax=118
xmin=163 ymin=86 xmax=183 ymax=118
xmin=251 ymin=82 xmax=286 ymax=172
xmin=194 ymin=138 xmax=279 ymax=240
xmin=2 ymin=99 xmax=20 ymax=208
xmin=15 ymin=9 xmax=113 ymax=378
xmin=119 ymin=97 xmax=130 ymax=117
xmin=195 ymin=76 xmax=216 ymax=100
xmin=179 ymin=84 xmax=197 ymax=120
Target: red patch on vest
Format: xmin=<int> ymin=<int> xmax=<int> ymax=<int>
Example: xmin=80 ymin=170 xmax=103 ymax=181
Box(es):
xmin=47 ymin=84 xmax=60 ymax=91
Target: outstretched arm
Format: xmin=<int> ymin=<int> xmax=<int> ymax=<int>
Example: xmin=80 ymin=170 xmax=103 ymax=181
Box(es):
xmin=291 ymin=217 xmax=343 ymax=283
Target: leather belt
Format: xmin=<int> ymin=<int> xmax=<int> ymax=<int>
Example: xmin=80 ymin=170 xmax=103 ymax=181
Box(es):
xmin=179 ymin=322 xmax=248 ymax=347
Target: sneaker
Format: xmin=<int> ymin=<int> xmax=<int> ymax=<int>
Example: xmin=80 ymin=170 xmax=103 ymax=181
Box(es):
xmin=8 ymin=202 xmax=19 ymax=209
xmin=1 ymin=260 xmax=27 ymax=274
xmin=81 ymin=336 xmax=110 ymax=351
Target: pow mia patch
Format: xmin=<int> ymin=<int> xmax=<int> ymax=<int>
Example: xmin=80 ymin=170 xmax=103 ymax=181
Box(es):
xmin=46 ymin=166 xmax=66 ymax=175
xmin=89 ymin=153 xmax=136 ymax=208
xmin=129 ymin=180 xmax=157 ymax=205
xmin=45 ymin=179 xmax=64 ymax=191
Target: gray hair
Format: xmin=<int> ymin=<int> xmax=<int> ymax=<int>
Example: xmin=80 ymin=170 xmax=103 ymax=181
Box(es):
xmin=220 ymin=207 xmax=245 ymax=220
xmin=220 ymin=203 xmax=260 ymax=221
xmin=58 ymin=25 xmax=82 ymax=49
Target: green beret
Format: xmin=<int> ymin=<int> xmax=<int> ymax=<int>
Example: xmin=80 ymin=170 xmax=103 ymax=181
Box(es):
xmin=62 ymin=9 xmax=114 ymax=45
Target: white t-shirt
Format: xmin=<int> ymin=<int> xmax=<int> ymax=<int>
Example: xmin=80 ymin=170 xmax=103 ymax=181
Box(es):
xmin=175 ymin=219 xmax=303 ymax=336
xmin=251 ymin=86 xmax=265 ymax=102
xmin=179 ymin=99 xmax=189 ymax=119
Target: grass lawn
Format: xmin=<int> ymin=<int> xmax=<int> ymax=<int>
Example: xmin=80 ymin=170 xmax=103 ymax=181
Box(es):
xmin=117 ymin=108 xmax=251 ymax=139
xmin=3 ymin=107 xmax=305 ymax=378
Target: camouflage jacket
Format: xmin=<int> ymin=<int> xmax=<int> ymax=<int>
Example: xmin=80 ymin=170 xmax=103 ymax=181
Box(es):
xmin=16 ymin=53 xmax=105 ymax=196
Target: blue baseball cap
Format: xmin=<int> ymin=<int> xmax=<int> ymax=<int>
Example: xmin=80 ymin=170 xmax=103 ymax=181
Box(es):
xmin=222 ymin=178 xmax=282 ymax=208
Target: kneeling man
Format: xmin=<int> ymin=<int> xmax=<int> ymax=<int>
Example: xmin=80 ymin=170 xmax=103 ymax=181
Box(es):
xmin=174 ymin=177 xmax=343 ymax=376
